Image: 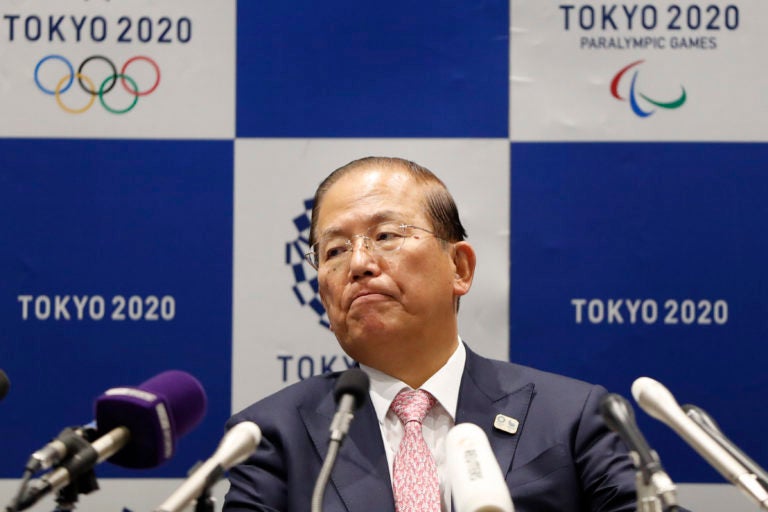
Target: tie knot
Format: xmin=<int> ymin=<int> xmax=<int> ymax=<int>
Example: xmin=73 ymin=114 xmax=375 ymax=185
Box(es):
xmin=391 ymin=389 xmax=436 ymax=425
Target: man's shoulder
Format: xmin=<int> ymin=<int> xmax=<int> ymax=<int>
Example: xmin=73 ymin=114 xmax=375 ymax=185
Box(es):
xmin=227 ymin=372 xmax=341 ymax=427
xmin=467 ymin=347 xmax=606 ymax=396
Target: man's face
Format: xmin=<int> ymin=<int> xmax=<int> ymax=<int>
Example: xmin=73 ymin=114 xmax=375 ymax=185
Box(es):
xmin=314 ymin=166 xmax=461 ymax=368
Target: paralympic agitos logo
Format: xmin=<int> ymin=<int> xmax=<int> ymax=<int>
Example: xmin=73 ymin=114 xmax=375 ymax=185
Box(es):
xmin=34 ymin=54 xmax=161 ymax=114
xmin=610 ymin=59 xmax=686 ymax=118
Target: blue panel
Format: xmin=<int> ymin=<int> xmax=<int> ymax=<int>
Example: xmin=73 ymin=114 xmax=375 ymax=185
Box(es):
xmin=237 ymin=1 xmax=508 ymax=137
xmin=0 ymin=139 xmax=233 ymax=478
xmin=510 ymin=142 xmax=768 ymax=482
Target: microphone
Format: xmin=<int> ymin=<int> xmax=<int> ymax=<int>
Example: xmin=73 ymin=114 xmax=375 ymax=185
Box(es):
xmin=632 ymin=377 xmax=768 ymax=510
xmin=94 ymin=369 xmax=207 ymax=468
xmin=599 ymin=393 xmax=678 ymax=511
xmin=446 ymin=423 xmax=514 ymax=512
xmin=25 ymin=424 xmax=98 ymax=473
xmin=329 ymin=368 xmax=370 ymax=442
xmin=14 ymin=370 xmax=207 ymax=511
xmin=311 ymin=368 xmax=370 ymax=512
xmin=683 ymin=403 xmax=768 ymax=490
xmin=154 ymin=421 xmax=262 ymax=512
xmin=0 ymin=369 xmax=9 ymax=401
xmin=16 ymin=427 xmax=131 ymax=511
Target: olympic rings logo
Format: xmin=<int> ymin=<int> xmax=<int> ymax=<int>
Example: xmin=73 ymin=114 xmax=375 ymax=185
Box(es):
xmin=34 ymin=55 xmax=161 ymax=114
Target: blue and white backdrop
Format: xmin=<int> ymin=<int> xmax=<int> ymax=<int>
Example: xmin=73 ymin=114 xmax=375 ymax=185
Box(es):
xmin=1 ymin=1 xmax=766 ymax=510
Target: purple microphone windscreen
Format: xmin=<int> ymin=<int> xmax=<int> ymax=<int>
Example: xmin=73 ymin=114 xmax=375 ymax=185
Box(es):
xmin=0 ymin=369 xmax=9 ymax=401
xmin=94 ymin=370 xmax=207 ymax=468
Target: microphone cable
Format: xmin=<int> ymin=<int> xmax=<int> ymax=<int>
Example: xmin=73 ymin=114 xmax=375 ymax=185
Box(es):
xmin=310 ymin=438 xmax=342 ymax=512
xmin=6 ymin=469 xmax=32 ymax=512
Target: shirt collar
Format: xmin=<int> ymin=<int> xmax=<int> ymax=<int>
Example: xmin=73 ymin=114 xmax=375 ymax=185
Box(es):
xmin=360 ymin=338 xmax=466 ymax=425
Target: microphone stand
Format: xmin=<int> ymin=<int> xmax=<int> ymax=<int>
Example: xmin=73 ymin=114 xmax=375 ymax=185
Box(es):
xmin=52 ymin=427 xmax=100 ymax=512
xmin=193 ymin=487 xmax=214 ymax=512
xmin=192 ymin=465 xmax=225 ymax=512
xmin=619 ymin=438 xmax=678 ymax=512
xmin=7 ymin=427 xmax=97 ymax=512
xmin=164 ymin=459 xmax=226 ymax=512
xmin=635 ymin=469 xmax=662 ymax=512
xmin=9 ymin=428 xmax=100 ymax=512
xmin=634 ymin=468 xmax=679 ymax=512
xmin=52 ymin=470 xmax=99 ymax=512
xmin=683 ymin=404 xmax=768 ymax=492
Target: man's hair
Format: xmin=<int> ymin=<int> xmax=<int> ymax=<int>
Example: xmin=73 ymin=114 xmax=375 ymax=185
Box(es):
xmin=308 ymin=156 xmax=467 ymax=246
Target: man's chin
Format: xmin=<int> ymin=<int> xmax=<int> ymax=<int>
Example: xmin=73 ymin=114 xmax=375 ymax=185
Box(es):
xmin=338 ymin=325 xmax=398 ymax=361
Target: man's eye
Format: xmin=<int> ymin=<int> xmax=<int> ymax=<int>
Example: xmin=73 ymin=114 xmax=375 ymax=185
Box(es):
xmin=325 ymin=245 xmax=347 ymax=260
xmin=374 ymin=230 xmax=402 ymax=242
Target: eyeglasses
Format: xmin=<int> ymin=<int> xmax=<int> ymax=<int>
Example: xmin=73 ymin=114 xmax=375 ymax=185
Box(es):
xmin=305 ymin=221 xmax=442 ymax=270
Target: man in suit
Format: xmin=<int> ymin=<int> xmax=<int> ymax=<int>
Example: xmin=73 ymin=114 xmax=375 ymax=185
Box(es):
xmin=224 ymin=156 xmax=638 ymax=511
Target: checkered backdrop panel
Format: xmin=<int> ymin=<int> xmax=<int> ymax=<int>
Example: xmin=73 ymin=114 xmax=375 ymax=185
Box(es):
xmin=1 ymin=1 xmax=766 ymax=511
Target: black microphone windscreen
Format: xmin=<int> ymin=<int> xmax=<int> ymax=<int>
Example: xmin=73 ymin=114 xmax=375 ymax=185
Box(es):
xmin=333 ymin=368 xmax=369 ymax=409
xmin=94 ymin=370 xmax=207 ymax=469
xmin=599 ymin=393 xmax=636 ymax=433
xmin=0 ymin=369 xmax=9 ymax=401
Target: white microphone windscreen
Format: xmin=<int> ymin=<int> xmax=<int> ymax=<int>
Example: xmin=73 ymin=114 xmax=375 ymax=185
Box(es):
xmin=630 ymin=376 xmax=768 ymax=509
xmin=218 ymin=421 xmax=262 ymax=468
xmin=446 ymin=423 xmax=514 ymax=512
xmin=631 ymin=377 xmax=685 ymax=425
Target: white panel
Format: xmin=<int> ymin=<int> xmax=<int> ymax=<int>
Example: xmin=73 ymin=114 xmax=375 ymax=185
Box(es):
xmin=510 ymin=0 xmax=768 ymax=141
xmin=0 ymin=478 xmax=229 ymax=512
xmin=232 ymin=139 xmax=510 ymax=413
xmin=677 ymin=483 xmax=761 ymax=512
xmin=0 ymin=480 xmax=758 ymax=511
xmin=0 ymin=0 xmax=235 ymax=139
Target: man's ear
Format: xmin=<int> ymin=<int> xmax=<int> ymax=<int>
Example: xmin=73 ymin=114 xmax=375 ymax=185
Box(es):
xmin=452 ymin=241 xmax=476 ymax=297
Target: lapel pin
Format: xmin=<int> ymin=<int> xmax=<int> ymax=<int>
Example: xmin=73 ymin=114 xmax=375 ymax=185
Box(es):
xmin=493 ymin=414 xmax=519 ymax=435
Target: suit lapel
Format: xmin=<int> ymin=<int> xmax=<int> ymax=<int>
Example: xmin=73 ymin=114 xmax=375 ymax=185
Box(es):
xmin=301 ymin=385 xmax=395 ymax=512
xmin=297 ymin=347 xmax=533 ymax=510
xmin=456 ymin=347 xmax=535 ymax=475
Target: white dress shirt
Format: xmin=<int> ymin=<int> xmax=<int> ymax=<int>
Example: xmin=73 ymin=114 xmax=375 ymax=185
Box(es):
xmin=360 ymin=339 xmax=466 ymax=512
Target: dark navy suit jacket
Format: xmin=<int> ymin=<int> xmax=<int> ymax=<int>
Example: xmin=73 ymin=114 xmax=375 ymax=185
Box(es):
xmin=223 ymin=346 xmax=638 ymax=512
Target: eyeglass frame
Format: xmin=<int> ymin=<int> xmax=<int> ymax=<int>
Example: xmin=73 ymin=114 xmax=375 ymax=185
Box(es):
xmin=304 ymin=221 xmax=446 ymax=270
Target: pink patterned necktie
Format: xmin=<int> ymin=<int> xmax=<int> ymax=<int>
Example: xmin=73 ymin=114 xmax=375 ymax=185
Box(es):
xmin=390 ymin=389 xmax=441 ymax=512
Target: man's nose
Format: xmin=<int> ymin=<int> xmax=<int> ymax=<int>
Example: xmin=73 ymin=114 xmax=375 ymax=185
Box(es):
xmin=348 ymin=236 xmax=379 ymax=277
xmin=350 ymin=234 xmax=370 ymax=252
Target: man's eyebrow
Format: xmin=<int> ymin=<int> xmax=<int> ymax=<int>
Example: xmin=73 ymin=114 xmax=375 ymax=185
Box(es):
xmin=317 ymin=226 xmax=345 ymax=239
